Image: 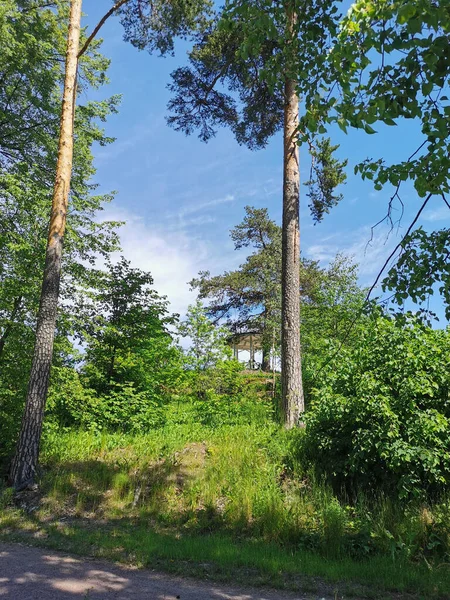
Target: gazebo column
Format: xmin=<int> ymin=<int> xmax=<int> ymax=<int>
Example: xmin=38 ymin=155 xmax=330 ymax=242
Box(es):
xmin=250 ymin=334 xmax=255 ymax=369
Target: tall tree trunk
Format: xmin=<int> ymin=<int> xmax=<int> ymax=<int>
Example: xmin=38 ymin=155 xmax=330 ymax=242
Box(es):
xmin=9 ymin=0 xmax=83 ymax=490
xmin=261 ymin=308 xmax=271 ymax=371
xmin=107 ymin=345 xmax=117 ymax=385
xmin=261 ymin=347 xmax=271 ymax=372
xmin=281 ymin=71 xmax=305 ymax=428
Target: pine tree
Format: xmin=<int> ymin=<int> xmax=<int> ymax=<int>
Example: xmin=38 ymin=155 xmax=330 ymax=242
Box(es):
xmin=167 ymin=0 xmax=346 ymax=426
xmin=9 ymin=0 xmax=212 ymax=489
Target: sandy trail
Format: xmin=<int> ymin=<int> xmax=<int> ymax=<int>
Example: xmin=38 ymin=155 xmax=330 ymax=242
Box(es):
xmin=0 ymin=542 xmax=328 ymax=599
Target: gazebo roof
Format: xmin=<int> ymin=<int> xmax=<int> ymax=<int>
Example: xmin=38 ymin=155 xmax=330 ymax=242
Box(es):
xmin=228 ymin=332 xmax=263 ymax=351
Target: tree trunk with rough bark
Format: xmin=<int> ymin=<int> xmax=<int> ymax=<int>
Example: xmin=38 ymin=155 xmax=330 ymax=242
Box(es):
xmin=261 ymin=309 xmax=272 ymax=371
xmin=261 ymin=347 xmax=271 ymax=372
xmin=281 ymin=70 xmax=305 ymax=428
xmin=107 ymin=345 xmax=117 ymax=385
xmin=9 ymin=0 xmax=83 ymax=490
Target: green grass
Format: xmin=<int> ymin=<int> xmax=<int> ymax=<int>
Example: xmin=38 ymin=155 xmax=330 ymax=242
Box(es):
xmin=2 ymin=510 xmax=448 ymax=599
xmin=1 ymin=423 xmax=450 ymax=599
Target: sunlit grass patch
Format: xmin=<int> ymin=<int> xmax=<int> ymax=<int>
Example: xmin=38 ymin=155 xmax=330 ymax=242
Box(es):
xmin=1 ymin=513 xmax=449 ymax=598
xmin=1 ymin=423 xmax=450 ymax=598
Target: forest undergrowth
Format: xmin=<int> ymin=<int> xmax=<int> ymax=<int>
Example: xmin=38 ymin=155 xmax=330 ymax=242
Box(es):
xmin=1 ymin=3 xmax=450 ymax=599
xmin=2 ymin=315 xmax=450 ymax=598
xmin=2 ymin=407 xmax=450 ymax=598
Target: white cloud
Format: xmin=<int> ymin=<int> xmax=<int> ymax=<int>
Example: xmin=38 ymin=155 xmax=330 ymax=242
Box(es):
xmin=102 ymin=208 xmax=210 ymax=317
xmin=306 ymin=224 xmax=400 ymax=289
xmin=186 ymin=215 xmax=217 ymax=226
xmin=306 ymin=243 xmax=337 ymax=262
xmin=422 ymin=205 xmax=449 ymax=222
xmin=347 ymin=228 xmax=398 ymax=278
xmin=101 ymin=206 xmax=240 ymax=319
xmin=176 ymin=194 xmax=235 ymax=218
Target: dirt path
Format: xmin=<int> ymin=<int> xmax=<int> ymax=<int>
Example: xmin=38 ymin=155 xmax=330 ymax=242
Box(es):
xmin=0 ymin=542 xmax=329 ymax=599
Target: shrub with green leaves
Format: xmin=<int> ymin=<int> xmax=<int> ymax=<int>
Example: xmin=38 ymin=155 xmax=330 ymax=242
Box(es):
xmin=300 ymin=316 xmax=450 ymax=499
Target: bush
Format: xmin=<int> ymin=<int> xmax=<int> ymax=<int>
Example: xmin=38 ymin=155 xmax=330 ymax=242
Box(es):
xmin=299 ymin=317 xmax=450 ymax=499
xmin=190 ymin=393 xmax=274 ymax=427
xmin=46 ymin=367 xmax=97 ymax=428
xmin=86 ymin=383 xmax=167 ymax=432
xmin=0 ymin=387 xmax=24 ymax=467
xmin=182 ymin=359 xmax=244 ymax=399
xmin=47 ymin=368 xmax=166 ymax=433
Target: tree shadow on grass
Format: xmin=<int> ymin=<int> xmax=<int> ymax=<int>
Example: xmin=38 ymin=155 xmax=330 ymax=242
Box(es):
xmin=15 ymin=442 xmax=213 ymax=529
xmin=34 ymin=456 xmax=187 ymax=519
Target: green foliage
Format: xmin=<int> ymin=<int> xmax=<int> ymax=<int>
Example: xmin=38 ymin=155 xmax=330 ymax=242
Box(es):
xmin=46 ymin=365 xmax=168 ymax=434
xmin=0 ymin=386 xmax=24 ymax=469
xmin=300 ymin=317 xmax=450 ymax=499
xmin=178 ymin=300 xmax=250 ymax=404
xmin=169 ymin=0 xmax=447 ymax=317
xmin=177 ymin=301 xmax=277 ymax=424
xmin=322 ymin=0 xmax=450 ymax=199
xmin=191 ymin=207 xmax=283 ymax=366
xmin=46 ymin=367 xmax=97 ymax=429
xmin=0 ymin=0 xmax=62 ymax=169
xmin=167 ymin=18 xmax=282 ymax=147
xmin=167 ymin=1 xmax=347 ymax=220
xmin=302 ymin=254 xmax=366 ymax=351
xmin=193 ymin=208 xmax=364 ymax=374
xmin=79 ymin=257 xmax=180 ymax=396
xmin=301 ymin=254 xmax=367 ymax=403
xmin=382 ymin=226 xmax=450 ymax=321
xmin=0 ymin=485 xmax=13 ymax=510
xmin=47 ymin=370 xmax=168 ymax=434
xmin=183 ymin=393 xmax=273 ymax=428
xmin=46 ymin=258 xmax=183 ymax=432
xmin=179 ymin=300 xmax=231 ymax=369
xmin=119 ymin=0 xmax=213 ymax=55
xmin=297 ymin=1 xmax=450 ymax=318
xmin=1 ymin=3 xmax=449 ymax=585
xmin=3 ymin=423 xmax=450 ymax=586
xmin=84 ymin=383 xmax=167 ymax=433
xmin=305 ymin=138 xmax=348 ymax=223
xmin=45 ymin=297 xmax=272 ymax=434
xmin=0 ymin=0 xmax=120 ymax=461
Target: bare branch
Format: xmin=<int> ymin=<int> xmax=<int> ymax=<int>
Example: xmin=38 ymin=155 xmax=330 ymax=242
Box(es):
xmin=315 ymin=192 xmax=433 ymax=377
xmin=363 ymin=193 xmax=432 ymax=304
xmin=78 ymin=0 xmax=131 ymax=59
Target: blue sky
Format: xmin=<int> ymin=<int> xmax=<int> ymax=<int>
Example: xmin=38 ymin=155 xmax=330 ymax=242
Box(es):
xmin=81 ymin=0 xmax=449 ymax=322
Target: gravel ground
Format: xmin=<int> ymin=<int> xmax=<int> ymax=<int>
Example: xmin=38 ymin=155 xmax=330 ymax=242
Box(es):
xmin=0 ymin=542 xmax=332 ymax=599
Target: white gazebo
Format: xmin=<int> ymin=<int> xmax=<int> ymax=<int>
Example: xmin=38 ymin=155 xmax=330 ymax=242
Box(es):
xmin=229 ymin=332 xmax=263 ymax=369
